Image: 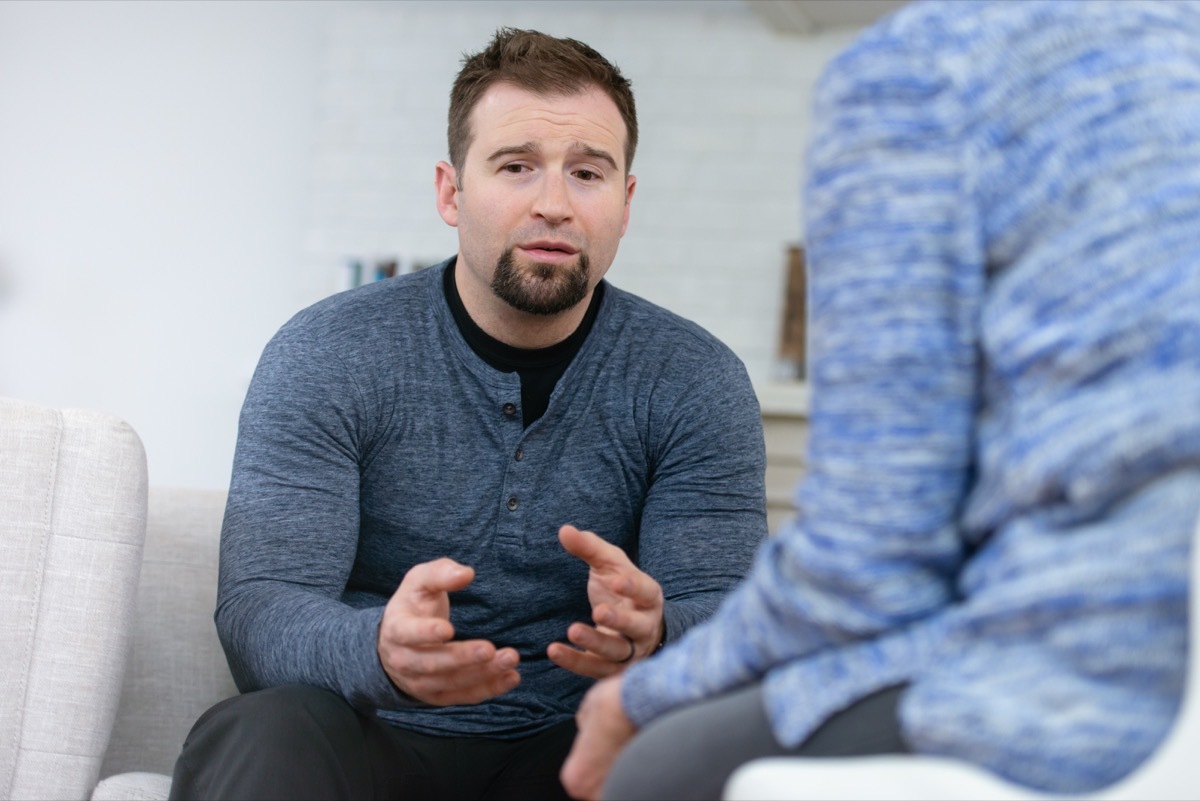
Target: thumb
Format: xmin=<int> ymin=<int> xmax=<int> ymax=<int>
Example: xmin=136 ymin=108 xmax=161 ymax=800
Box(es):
xmin=402 ymin=557 xmax=475 ymax=597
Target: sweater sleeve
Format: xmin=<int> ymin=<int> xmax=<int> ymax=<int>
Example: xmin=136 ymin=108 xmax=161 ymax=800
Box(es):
xmin=621 ymin=32 xmax=983 ymax=726
xmin=638 ymin=348 xmax=768 ymax=644
xmin=215 ymin=327 xmax=412 ymax=710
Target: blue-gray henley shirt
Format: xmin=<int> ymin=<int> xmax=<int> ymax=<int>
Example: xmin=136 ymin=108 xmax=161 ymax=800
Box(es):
xmin=217 ymin=259 xmax=768 ymax=737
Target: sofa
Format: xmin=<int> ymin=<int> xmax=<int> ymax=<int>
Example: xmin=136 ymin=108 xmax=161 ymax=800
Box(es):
xmin=1 ymin=397 xmax=236 ymax=801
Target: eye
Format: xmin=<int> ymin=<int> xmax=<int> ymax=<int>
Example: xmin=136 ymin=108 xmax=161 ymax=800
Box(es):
xmin=502 ymin=163 xmax=531 ymax=174
xmin=574 ymin=168 xmax=601 ymax=182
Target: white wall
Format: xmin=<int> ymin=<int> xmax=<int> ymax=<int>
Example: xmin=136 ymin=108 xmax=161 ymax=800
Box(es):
xmin=0 ymin=0 xmax=858 ymax=490
xmin=0 ymin=0 xmax=336 ymax=488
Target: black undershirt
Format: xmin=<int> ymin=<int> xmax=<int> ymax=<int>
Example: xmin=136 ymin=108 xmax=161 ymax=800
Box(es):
xmin=443 ymin=260 xmax=604 ymax=427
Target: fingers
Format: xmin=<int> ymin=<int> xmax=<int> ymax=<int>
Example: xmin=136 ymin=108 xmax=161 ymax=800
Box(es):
xmin=558 ymin=525 xmax=626 ymax=570
xmin=383 ymin=558 xmax=475 ymax=647
xmin=546 ymin=623 xmax=636 ymax=680
xmin=394 ymin=637 xmax=496 ymax=673
xmin=398 ymin=645 xmax=522 ymax=707
xmin=592 ymin=602 xmax=640 ymax=635
xmin=379 ymin=627 xmax=524 ymax=706
xmin=559 ymin=525 xmax=662 ymax=607
xmin=379 ymin=603 xmax=455 ymax=649
xmin=566 ymin=622 xmax=634 ymax=662
xmin=548 ymin=639 xmax=625 ymax=680
xmin=556 ymin=525 xmax=666 ymax=678
xmin=379 ymin=558 xmax=522 ymax=706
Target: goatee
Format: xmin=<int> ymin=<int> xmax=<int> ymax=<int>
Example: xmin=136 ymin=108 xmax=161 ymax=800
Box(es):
xmin=491 ymin=248 xmax=590 ymax=315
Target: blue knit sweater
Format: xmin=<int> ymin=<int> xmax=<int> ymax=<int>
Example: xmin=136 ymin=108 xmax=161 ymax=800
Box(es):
xmin=620 ymin=1 xmax=1200 ymax=792
xmin=217 ymin=262 xmax=767 ymax=738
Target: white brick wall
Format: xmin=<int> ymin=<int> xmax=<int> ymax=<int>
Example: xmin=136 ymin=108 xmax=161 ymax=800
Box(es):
xmin=305 ymin=0 xmax=857 ymax=384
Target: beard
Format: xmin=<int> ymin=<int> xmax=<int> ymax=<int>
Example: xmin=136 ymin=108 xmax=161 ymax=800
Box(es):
xmin=490 ymin=247 xmax=591 ymax=315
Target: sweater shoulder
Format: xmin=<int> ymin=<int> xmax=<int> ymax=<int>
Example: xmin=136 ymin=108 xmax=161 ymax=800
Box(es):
xmin=601 ymin=284 xmax=744 ymax=369
xmin=269 ymin=265 xmax=443 ymax=354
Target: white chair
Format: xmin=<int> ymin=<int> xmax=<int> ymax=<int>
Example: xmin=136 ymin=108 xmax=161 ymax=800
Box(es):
xmin=0 ymin=397 xmax=237 ymax=801
xmin=724 ymin=515 xmax=1200 ymax=801
xmin=0 ymin=397 xmax=148 ymax=801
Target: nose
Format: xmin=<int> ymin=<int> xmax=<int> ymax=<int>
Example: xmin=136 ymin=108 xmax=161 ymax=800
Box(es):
xmin=531 ymin=171 xmax=572 ymax=225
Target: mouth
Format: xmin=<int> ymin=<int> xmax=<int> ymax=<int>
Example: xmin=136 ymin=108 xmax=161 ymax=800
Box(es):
xmin=517 ymin=241 xmax=579 ymax=261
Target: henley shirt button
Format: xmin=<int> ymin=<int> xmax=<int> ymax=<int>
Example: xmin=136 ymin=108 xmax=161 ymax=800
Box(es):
xmin=507 ymin=496 xmax=519 ymax=511
xmin=502 ymin=402 xmax=517 ymax=417
xmin=515 ymin=446 xmax=524 ymax=461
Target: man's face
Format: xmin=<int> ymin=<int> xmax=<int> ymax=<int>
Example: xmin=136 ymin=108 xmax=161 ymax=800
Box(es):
xmin=436 ymin=82 xmax=636 ymax=318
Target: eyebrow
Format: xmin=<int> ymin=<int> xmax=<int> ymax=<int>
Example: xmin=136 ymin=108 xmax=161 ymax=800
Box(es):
xmin=485 ymin=141 xmax=619 ymax=172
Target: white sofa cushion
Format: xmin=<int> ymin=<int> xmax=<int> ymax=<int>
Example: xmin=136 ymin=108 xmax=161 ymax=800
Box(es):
xmin=0 ymin=397 xmax=148 ymax=801
xmin=99 ymin=487 xmax=236 ymax=784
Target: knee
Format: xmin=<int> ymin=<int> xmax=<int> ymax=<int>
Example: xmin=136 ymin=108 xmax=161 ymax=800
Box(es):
xmin=183 ymin=685 xmax=354 ymax=754
xmin=171 ymin=686 xmax=364 ymax=800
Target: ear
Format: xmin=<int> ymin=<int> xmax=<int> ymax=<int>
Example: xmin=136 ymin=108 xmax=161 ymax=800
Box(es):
xmin=620 ymin=173 xmax=637 ymax=237
xmin=435 ymin=161 xmax=460 ymax=227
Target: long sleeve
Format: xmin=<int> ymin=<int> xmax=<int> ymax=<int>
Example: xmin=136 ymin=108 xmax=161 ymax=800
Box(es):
xmin=216 ymin=331 xmax=409 ymax=710
xmin=637 ymin=347 xmax=767 ymax=642
xmin=621 ymin=26 xmax=981 ymax=729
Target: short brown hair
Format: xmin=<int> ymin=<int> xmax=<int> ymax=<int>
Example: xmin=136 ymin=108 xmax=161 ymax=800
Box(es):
xmin=448 ymin=28 xmax=638 ymax=174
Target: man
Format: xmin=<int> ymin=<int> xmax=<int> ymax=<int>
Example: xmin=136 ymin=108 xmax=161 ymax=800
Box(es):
xmin=561 ymin=0 xmax=1200 ymax=799
xmin=169 ymin=27 xmax=766 ymax=801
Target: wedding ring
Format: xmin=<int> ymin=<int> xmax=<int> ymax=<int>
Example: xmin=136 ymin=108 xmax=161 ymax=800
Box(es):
xmin=617 ymin=634 xmax=636 ymax=664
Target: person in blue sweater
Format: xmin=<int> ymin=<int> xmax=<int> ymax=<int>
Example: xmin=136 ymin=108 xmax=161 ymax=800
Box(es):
xmin=169 ymin=28 xmax=767 ymax=801
xmin=561 ymin=1 xmax=1200 ymax=798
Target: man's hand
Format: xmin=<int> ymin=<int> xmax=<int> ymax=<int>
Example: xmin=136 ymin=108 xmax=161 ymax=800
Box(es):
xmin=377 ymin=557 xmax=521 ymax=706
xmin=561 ymin=676 xmax=637 ymax=800
xmin=548 ymin=525 xmax=665 ymax=679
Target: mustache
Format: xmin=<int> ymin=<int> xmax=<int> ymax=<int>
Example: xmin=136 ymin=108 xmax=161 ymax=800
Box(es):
xmin=512 ymin=229 xmax=585 ymax=250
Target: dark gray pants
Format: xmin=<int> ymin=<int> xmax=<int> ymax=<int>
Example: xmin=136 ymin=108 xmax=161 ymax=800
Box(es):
xmin=169 ymin=685 xmax=576 ymax=801
xmin=603 ymin=683 xmax=908 ymax=801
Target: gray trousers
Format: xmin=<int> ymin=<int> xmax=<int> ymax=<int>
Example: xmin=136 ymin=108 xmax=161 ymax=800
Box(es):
xmin=604 ymin=683 xmax=908 ymax=801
